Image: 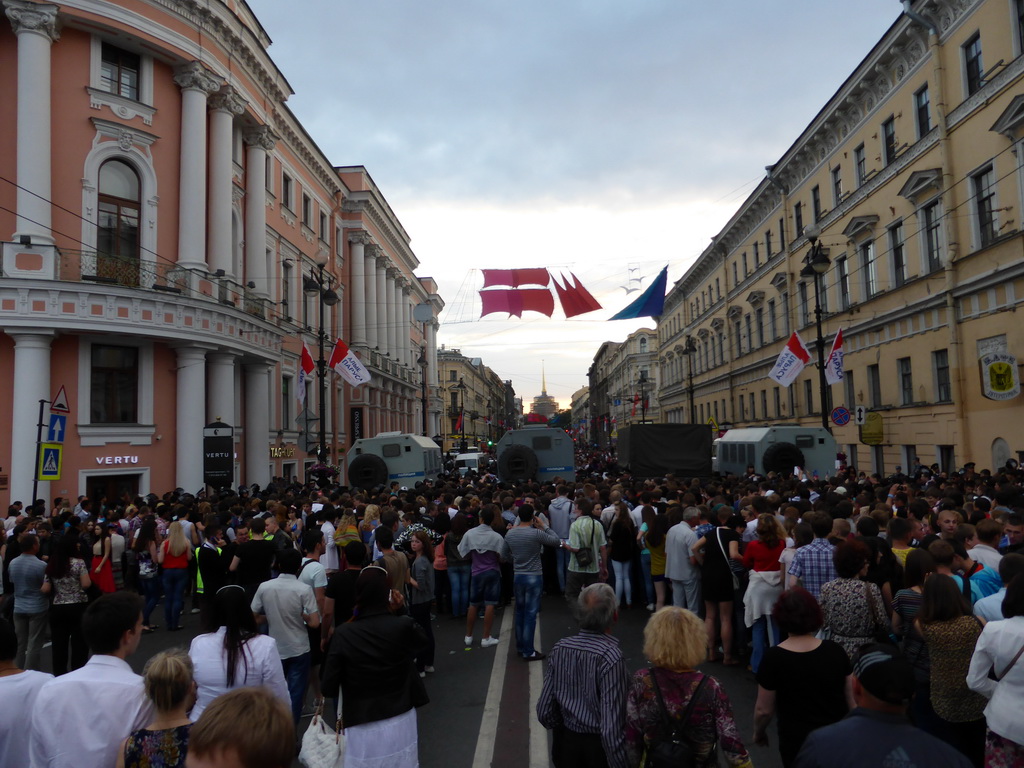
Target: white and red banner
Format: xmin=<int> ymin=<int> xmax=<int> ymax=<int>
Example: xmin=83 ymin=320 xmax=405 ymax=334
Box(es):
xmin=768 ymin=332 xmax=811 ymax=387
xmin=297 ymin=343 xmax=315 ymax=403
xmin=328 ymin=338 xmax=371 ymax=387
xmin=824 ymin=329 xmax=845 ymax=385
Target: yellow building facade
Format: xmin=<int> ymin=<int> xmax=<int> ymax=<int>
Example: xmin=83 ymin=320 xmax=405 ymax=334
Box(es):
xmin=659 ymin=0 xmax=1024 ymax=473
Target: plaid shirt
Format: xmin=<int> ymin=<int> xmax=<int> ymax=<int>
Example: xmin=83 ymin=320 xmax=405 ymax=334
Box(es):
xmin=786 ymin=538 xmax=836 ymax=599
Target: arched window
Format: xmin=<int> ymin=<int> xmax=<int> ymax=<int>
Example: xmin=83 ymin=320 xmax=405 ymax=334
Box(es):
xmin=639 ymin=336 xmax=648 ymax=352
xmin=97 ymin=159 xmax=141 ymax=285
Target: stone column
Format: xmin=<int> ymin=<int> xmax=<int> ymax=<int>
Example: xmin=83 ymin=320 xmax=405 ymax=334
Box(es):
xmin=244 ymin=363 xmax=271 ymax=488
xmin=5 ymin=2 xmax=59 ymax=243
xmin=375 ymin=254 xmax=388 ymax=354
xmin=348 ymin=231 xmax=371 ymax=346
xmin=207 ymin=352 xmax=238 ymax=426
xmin=244 ymin=126 xmax=276 ymax=299
xmin=364 ymin=249 xmax=379 ymax=349
xmin=400 ymin=283 xmax=412 ymax=366
xmin=386 ymin=268 xmax=399 ymax=358
xmin=7 ymin=331 xmax=53 ymax=506
xmin=173 ymin=62 xmax=221 ymax=273
xmin=207 ymin=86 xmax=246 ymax=280
xmin=175 ymin=346 xmax=208 ymax=492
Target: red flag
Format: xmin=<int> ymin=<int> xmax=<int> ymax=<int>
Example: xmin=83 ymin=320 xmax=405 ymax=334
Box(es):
xmin=297 ymin=342 xmax=315 ymax=403
xmin=768 ymin=332 xmax=811 ymax=387
xmin=328 ymin=338 xmax=371 ymax=387
xmin=455 ymin=412 xmax=463 ymax=433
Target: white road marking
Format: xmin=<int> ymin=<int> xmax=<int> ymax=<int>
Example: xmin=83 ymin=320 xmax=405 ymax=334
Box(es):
xmin=472 ymin=611 xmax=514 ymax=767
xmin=529 ymin=614 xmax=548 ymax=768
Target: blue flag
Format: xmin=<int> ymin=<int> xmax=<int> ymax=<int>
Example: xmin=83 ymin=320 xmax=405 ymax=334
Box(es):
xmin=609 ymin=266 xmax=668 ymax=320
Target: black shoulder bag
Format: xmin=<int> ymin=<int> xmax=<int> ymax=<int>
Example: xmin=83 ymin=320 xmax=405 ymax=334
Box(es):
xmin=644 ymin=670 xmax=710 ymax=768
xmin=575 ymin=518 xmax=595 ymax=568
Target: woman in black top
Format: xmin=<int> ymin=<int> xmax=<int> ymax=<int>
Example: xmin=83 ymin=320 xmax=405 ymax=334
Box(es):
xmin=692 ymin=508 xmax=743 ymax=664
xmin=608 ymin=501 xmax=637 ymax=608
xmin=753 ymin=588 xmax=853 ymax=766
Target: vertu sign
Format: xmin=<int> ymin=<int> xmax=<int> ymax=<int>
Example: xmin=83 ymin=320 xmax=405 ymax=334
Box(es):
xmin=203 ymin=421 xmax=234 ymax=488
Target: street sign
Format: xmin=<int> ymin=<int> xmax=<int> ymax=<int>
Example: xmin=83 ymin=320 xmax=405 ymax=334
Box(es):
xmin=854 ymin=405 xmax=867 ymax=425
xmin=860 ymin=411 xmax=884 ymax=446
xmin=203 ymin=421 xmax=234 ymax=488
xmin=47 ymin=413 xmax=66 ymax=443
xmin=707 ymin=416 xmax=719 ymax=432
xmin=37 ymin=443 xmax=62 ymax=481
xmin=831 ymin=406 xmax=851 ymax=427
xmin=50 ymin=385 xmax=70 ymax=414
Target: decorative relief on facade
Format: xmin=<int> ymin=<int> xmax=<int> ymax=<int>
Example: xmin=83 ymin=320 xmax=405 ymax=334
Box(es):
xmin=209 ymin=86 xmax=247 ymax=115
xmin=173 ymin=61 xmax=222 ymax=94
xmin=243 ymin=125 xmax=278 ymax=151
xmin=5 ymin=0 xmax=59 ymax=41
xmin=87 ymin=87 xmax=157 ymax=126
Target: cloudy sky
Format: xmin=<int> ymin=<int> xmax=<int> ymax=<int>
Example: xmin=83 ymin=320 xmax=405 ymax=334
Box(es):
xmin=246 ymin=0 xmax=902 ymax=408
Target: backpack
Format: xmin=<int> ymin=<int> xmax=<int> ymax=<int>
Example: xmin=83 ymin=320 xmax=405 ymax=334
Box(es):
xmin=643 ymin=671 xmax=710 ymax=768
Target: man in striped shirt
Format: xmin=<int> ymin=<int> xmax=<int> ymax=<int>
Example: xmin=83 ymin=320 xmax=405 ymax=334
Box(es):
xmin=537 ymin=583 xmax=629 ymax=768
xmin=505 ymin=503 xmax=561 ymax=660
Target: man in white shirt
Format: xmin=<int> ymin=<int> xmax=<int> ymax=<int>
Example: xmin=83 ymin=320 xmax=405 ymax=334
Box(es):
xmin=665 ymin=507 xmax=702 ymax=613
xmin=252 ymin=548 xmax=320 ymax=725
xmin=299 ymin=529 xmax=329 ymax=711
xmin=29 ymin=592 xmax=152 ymax=768
xmin=318 ymin=508 xmax=339 ymax=573
xmin=0 ymin=618 xmax=53 ymax=768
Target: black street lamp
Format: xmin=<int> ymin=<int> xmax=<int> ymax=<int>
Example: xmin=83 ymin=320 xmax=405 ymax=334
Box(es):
xmin=800 ymin=224 xmax=833 ymax=432
xmin=682 ymin=335 xmax=697 ymax=424
xmin=417 ymin=346 xmax=428 ymax=436
xmin=453 ymin=377 xmax=467 ymax=452
xmin=637 ymin=370 xmax=649 ymax=423
xmin=303 ymin=258 xmax=339 ymax=461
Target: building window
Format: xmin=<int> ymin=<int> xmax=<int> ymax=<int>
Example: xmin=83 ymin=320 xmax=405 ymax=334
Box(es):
xmin=282 ymin=376 xmax=292 ymax=427
xmin=97 ymin=159 xmax=141 ymax=285
xmin=767 ymin=299 xmax=777 ymax=340
xmin=845 ymin=371 xmax=856 ymax=410
xmin=773 ymin=388 xmax=781 ymax=417
xmin=745 ymin=315 xmax=753 ymax=350
xmin=764 ymin=231 xmax=772 ymax=258
xmin=915 ymin=85 xmax=932 ymax=138
xmin=964 ymin=33 xmax=984 ymax=96
xmin=742 ymin=252 xmax=749 ymax=277
xmin=100 ymin=43 xmax=141 ymax=100
xmin=898 ymin=357 xmax=914 ymax=405
xmin=754 ymin=242 xmax=761 ymax=267
xmin=868 ymin=364 xmax=882 ymax=407
xmin=281 ymin=261 xmax=292 ymax=319
xmin=798 ymin=282 xmax=809 ymax=326
xmin=973 ymin=165 xmax=997 ymax=248
xmin=738 ymin=395 xmax=745 ymax=421
xmin=760 ymin=390 xmax=768 ymax=419
xmin=854 ymin=144 xmax=867 ymax=186
xmin=750 ymin=393 xmax=756 ymax=420
xmin=302 ymin=194 xmax=312 ymax=227
xmin=922 ymin=200 xmax=942 ymax=272
xmin=91 ymin=345 xmax=139 ymax=423
xmin=756 ymin=307 xmax=765 ymax=347
xmin=781 ymin=292 xmax=790 ymax=335
xmin=860 ymin=241 xmax=877 ymax=299
xmin=282 ymin=173 xmax=294 ymax=210
xmin=811 ymin=185 xmax=822 ymax=221
xmin=264 ymin=155 xmax=273 ymax=193
xmin=889 ymin=222 xmax=907 ymax=287
xmin=794 ymin=202 xmax=804 ymax=238
xmin=837 ymin=256 xmax=850 ymax=310
xmin=734 ymin=321 xmax=743 ymax=356
xmin=832 ymin=166 xmax=843 ymax=206
xmin=732 ymin=261 xmax=739 ymax=287
xmin=319 ymin=211 xmax=329 ymax=242
xmin=1018 ymin=0 xmax=1024 ymax=54
xmin=881 ymin=116 xmax=897 ymax=165
xmin=804 ymin=379 xmax=814 ymax=414
xmin=715 ymin=278 xmax=720 ymax=300
xmin=779 ymin=217 xmax=785 ymax=251
xmin=933 ymin=349 xmax=951 ymax=402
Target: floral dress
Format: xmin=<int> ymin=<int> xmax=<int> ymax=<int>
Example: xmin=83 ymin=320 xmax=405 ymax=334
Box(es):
xmin=122 ymin=725 xmax=191 ymax=768
xmin=920 ymin=615 xmax=988 ymax=723
xmin=625 ymin=668 xmax=752 ymax=768
xmin=819 ymin=577 xmax=888 ymax=660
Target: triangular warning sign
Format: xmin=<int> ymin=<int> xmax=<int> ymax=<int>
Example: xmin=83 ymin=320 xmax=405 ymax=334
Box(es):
xmin=43 ymin=451 xmax=58 ymax=473
xmin=50 ymin=385 xmax=70 ymax=414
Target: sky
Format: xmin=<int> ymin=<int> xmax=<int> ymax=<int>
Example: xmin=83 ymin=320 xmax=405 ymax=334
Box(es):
xmin=245 ymin=0 xmax=903 ymax=409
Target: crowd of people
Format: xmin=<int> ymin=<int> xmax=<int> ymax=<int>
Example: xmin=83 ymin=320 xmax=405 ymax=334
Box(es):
xmin=1 ymin=450 xmax=1023 ymax=767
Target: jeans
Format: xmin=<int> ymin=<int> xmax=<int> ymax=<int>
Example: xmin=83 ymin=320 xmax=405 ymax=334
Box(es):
xmin=281 ymin=652 xmax=311 ymax=725
xmin=640 ymin=552 xmax=655 ymax=606
xmin=49 ymin=602 xmax=88 ymax=676
xmin=162 ymin=567 xmax=188 ymax=629
xmin=554 ymin=546 xmax=571 ymax=593
xmin=140 ymin=575 xmax=161 ymax=626
xmin=449 ymin=564 xmax=471 ymax=616
xmin=14 ymin=610 xmax=48 ymax=670
xmin=513 ymin=573 xmax=544 ymax=657
xmin=750 ymin=615 xmax=779 ymax=674
xmin=611 ymin=560 xmax=632 ymax=606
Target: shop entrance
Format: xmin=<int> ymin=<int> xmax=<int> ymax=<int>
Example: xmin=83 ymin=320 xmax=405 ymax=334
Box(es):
xmin=89 ymin=473 xmax=140 ymax=507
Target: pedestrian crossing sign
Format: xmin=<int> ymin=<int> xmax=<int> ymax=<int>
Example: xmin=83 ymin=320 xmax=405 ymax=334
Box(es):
xmin=37 ymin=443 xmax=62 ymax=481
xmin=707 ymin=416 xmax=719 ymax=432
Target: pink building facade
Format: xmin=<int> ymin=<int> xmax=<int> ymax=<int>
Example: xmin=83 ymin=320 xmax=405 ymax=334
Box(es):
xmin=0 ymin=0 xmax=441 ymax=508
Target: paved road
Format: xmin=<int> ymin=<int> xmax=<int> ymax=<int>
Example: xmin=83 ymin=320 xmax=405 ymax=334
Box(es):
xmin=35 ymin=595 xmax=782 ymax=768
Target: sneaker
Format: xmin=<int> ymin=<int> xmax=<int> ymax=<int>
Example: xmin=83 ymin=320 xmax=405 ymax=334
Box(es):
xmin=190 ymin=608 xmax=200 ymax=614
xmin=464 ymin=636 xmax=473 ymax=646
xmin=524 ymin=652 xmax=546 ymax=662
xmin=419 ymin=671 xmax=426 ymax=678
xmin=424 ymin=666 xmax=435 ymax=673
xmin=481 ymin=637 xmax=499 ymax=648
xmin=646 ymin=603 xmax=655 ymax=611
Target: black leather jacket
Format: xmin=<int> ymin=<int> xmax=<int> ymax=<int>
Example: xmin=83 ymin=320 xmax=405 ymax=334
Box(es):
xmin=321 ymin=608 xmax=429 ymax=727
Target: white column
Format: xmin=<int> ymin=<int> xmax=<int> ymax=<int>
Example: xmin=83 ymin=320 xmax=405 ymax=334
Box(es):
xmin=207 ymin=352 xmax=237 ymax=426
xmin=175 ymin=346 xmax=208 ymax=493
xmin=244 ymin=126 xmax=275 ymax=299
xmin=6 ymin=2 xmax=59 ymax=243
xmin=365 ymin=250 xmax=379 ymax=349
xmin=207 ymin=86 xmax=246 ymax=279
xmin=375 ymin=255 xmax=388 ymax=353
xmin=173 ymin=62 xmax=221 ymax=272
xmin=7 ymin=331 xmax=53 ymax=506
xmin=399 ymin=284 xmax=410 ymax=366
xmin=386 ymin=269 xmax=399 ymax=358
xmin=348 ymin=231 xmax=371 ymax=346
xmin=244 ymin=363 xmax=271 ymax=488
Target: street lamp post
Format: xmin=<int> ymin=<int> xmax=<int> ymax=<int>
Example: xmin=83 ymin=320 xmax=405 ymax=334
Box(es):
xmin=638 ymin=370 xmax=649 ymax=423
xmin=417 ymin=346 xmax=428 ymax=436
xmin=682 ymin=335 xmax=697 ymax=424
xmin=303 ymin=259 xmax=340 ymax=462
xmin=454 ymin=377 xmax=467 ymax=452
xmin=801 ymin=224 xmax=833 ymax=432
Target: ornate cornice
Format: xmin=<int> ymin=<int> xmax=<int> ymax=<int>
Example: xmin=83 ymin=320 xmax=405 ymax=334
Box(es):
xmin=173 ymin=61 xmax=221 ymax=94
xmin=208 ymin=85 xmax=247 ymax=115
xmin=5 ymin=0 xmax=60 ymax=41
xmin=347 ymin=230 xmax=373 ymax=246
xmin=243 ymin=124 xmax=277 ymax=151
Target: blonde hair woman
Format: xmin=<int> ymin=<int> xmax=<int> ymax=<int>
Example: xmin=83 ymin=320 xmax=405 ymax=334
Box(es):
xmin=116 ymin=649 xmax=195 ymax=768
xmin=360 ymin=505 xmax=382 ymax=546
xmin=625 ymin=608 xmax=752 ymax=768
xmin=157 ymin=521 xmax=193 ymax=632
